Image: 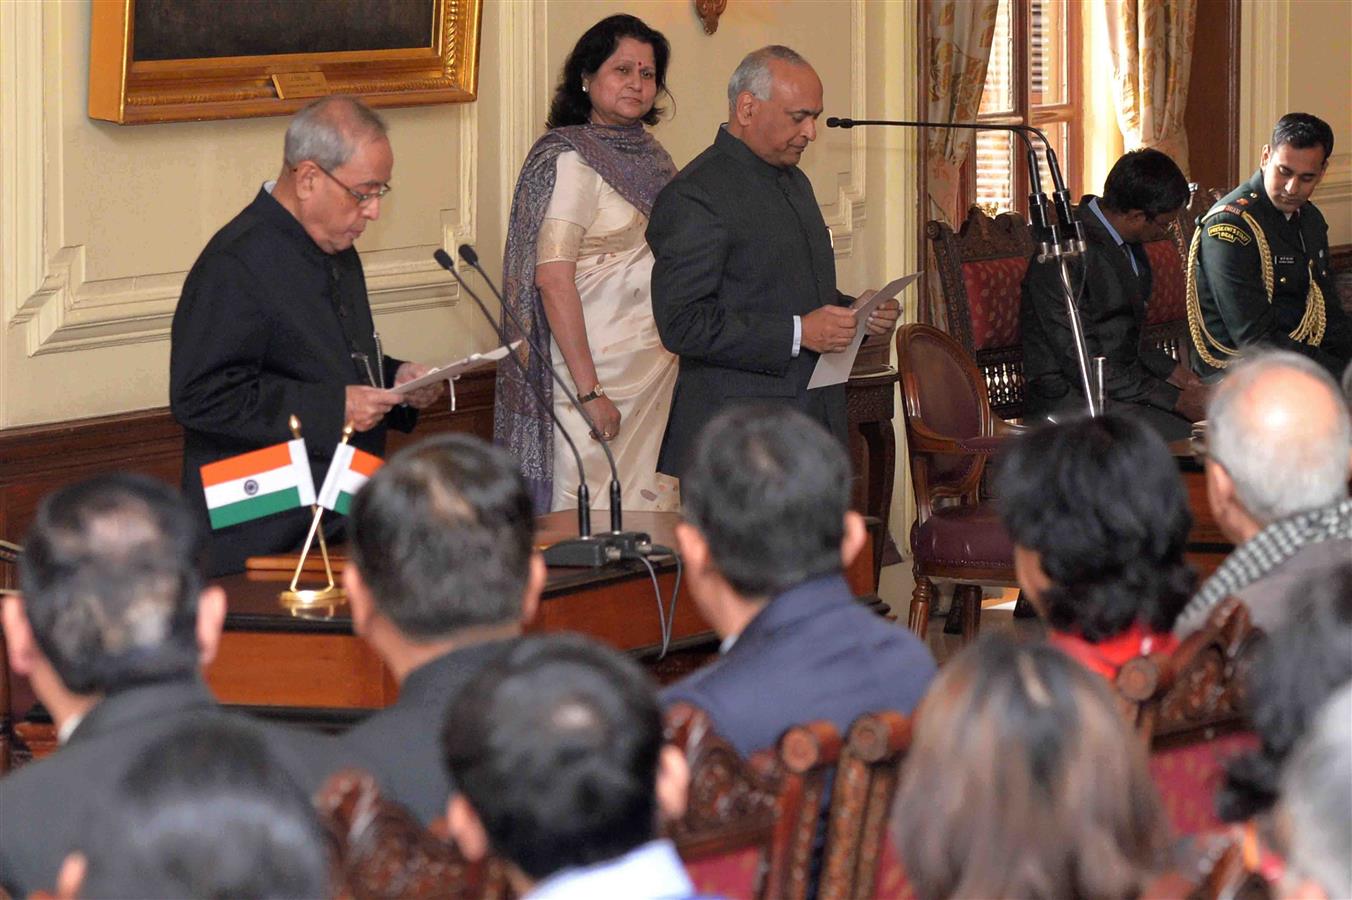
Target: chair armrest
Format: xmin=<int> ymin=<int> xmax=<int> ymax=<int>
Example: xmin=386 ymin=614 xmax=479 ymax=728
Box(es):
xmin=992 ymin=420 xmax=1029 ymax=437
xmin=906 ymin=420 xmax=972 ymax=456
xmin=955 ymin=435 xmax=1008 ymax=453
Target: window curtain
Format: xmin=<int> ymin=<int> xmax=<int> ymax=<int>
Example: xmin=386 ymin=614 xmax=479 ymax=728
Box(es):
xmin=924 ymin=0 xmax=999 ymax=329
xmin=1106 ymin=0 xmax=1198 ymax=172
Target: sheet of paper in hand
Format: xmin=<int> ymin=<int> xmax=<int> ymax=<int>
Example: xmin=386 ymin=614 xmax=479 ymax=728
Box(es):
xmin=390 ymin=340 xmax=523 ymax=395
xmin=807 ymin=272 xmax=919 ymax=389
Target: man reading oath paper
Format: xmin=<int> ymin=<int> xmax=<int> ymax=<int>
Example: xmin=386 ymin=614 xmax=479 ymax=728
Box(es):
xmin=647 ymin=46 xmax=899 ymax=480
xmin=171 ymin=96 xmax=444 ymax=576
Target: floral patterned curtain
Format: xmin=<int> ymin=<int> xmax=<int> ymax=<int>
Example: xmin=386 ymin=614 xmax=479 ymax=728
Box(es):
xmin=1106 ymin=0 xmax=1198 ymax=172
xmin=925 ymin=0 xmax=999 ymax=329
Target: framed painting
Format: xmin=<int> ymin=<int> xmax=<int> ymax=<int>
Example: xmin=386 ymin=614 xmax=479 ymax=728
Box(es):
xmin=88 ymin=0 xmax=482 ymax=125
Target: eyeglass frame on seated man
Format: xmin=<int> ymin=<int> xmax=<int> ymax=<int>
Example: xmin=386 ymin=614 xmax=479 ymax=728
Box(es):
xmin=304 ymin=163 xmax=392 ymax=205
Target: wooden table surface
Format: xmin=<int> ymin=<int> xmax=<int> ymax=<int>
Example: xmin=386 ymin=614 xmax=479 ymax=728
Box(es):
xmin=206 ymin=510 xmax=876 ymax=712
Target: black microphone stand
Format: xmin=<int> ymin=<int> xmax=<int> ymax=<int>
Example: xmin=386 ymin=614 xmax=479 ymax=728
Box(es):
xmin=434 ymin=248 xmax=652 ymax=566
xmin=827 ymin=116 xmax=1100 ymax=416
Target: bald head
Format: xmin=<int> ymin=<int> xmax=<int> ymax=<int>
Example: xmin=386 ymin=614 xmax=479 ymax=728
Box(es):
xmin=283 ymin=95 xmax=387 ymax=171
xmin=1208 ymin=352 xmax=1352 ymax=525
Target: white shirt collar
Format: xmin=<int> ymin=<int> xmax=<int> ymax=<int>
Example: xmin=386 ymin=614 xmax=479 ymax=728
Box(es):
xmin=524 ymin=839 xmax=693 ymax=900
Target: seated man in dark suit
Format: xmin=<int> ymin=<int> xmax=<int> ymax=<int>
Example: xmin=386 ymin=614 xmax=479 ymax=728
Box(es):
xmin=0 ymin=474 xmax=345 ymax=896
xmin=53 ymin=718 xmax=332 ymax=899
xmin=340 ymin=433 xmax=544 ymax=823
xmin=442 ymin=635 xmax=693 ymax=899
xmin=1021 ymin=148 xmax=1207 ymax=440
xmin=660 ymin=405 xmax=936 ymax=756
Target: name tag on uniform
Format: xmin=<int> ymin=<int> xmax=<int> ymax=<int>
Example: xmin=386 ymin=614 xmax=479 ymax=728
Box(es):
xmin=1274 ymin=255 xmax=1297 ymax=265
xmin=1207 ymin=223 xmax=1250 ymax=245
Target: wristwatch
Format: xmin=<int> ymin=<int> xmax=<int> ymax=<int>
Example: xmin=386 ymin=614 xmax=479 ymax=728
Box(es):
xmin=577 ymin=384 xmax=607 ymax=404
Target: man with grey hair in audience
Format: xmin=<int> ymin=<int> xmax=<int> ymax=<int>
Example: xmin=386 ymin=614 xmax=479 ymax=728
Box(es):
xmin=1277 ymin=682 xmax=1352 ymax=900
xmin=171 ymin=95 xmax=444 ymax=575
xmin=1174 ymin=350 xmax=1352 ymax=635
xmin=646 ymin=46 xmax=898 ymax=480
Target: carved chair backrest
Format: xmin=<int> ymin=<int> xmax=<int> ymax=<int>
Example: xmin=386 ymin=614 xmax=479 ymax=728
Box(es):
xmin=1115 ymin=598 xmax=1261 ymax=749
xmin=316 ymin=768 xmax=511 ymax=900
xmin=1142 ymin=185 xmax=1222 ymax=364
xmin=663 ymin=702 xmax=842 ymax=900
xmin=896 ymin=323 xmax=997 ymax=523
xmin=926 ymin=207 xmax=1037 ymax=421
xmin=818 ymin=710 xmax=912 ymax=900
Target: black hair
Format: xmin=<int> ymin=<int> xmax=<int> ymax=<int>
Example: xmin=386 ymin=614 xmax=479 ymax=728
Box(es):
xmin=997 ymin=414 xmax=1194 ymax=641
xmin=1219 ymin=564 xmax=1352 ymax=821
xmin=547 ymin=14 xmax=671 ymax=129
xmin=1270 ymin=113 xmax=1335 ymax=163
xmin=77 ymin=717 xmax=332 ymax=899
xmin=19 ymin=473 xmax=206 ymax=694
xmin=681 ymin=404 xmax=850 ymax=598
xmin=349 ymin=434 xmax=534 ymax=639
xmin=441 ymin=634 xmax=662 ymax=881
xmin=1100 ymin=148 xmax=1190 ymax=220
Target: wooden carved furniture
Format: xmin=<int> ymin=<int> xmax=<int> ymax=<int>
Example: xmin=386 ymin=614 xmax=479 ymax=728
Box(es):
xmin=895 ymin=323 xmax=1018 ymax=642
xmin=925 ymin=207 xmax=1036 ymax=421
xmin=316 ymin=768 xmax=510 ymax=900
xmin=663 ymin=702 xmax=842 ymax=900
xmin=1116 ymin=598 xmax=1262 ymax=835
xmin=819 ymin=711 xmax=913 ymax=900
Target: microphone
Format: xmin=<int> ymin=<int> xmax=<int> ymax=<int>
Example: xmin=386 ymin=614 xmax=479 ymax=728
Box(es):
xmin=826 ymin=116 xmax=1053 ymax=235
xmin=828 ymin=116 xmax=1098 ymax=417
xmin=435 ymin=247 xmax=652 ymax=566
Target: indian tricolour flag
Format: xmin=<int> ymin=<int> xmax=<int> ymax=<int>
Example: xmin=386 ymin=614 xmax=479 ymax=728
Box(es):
xmin=200 ymin=440 xmax=316 ymax=530
xmin=316 ymin=444 xmax=383 ymax=515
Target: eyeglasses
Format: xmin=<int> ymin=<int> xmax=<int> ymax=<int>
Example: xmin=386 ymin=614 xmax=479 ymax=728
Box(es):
xmin=310 ymin=164 xmax=391 ymax=205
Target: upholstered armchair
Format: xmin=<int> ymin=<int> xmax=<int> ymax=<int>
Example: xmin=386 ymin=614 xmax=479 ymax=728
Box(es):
xmin=896 ymin=324 xmax=1019 ymax=641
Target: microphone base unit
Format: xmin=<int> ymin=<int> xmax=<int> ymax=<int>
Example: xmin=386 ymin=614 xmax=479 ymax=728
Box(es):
xmin=542 ymin=531 xmax=653 ymax=568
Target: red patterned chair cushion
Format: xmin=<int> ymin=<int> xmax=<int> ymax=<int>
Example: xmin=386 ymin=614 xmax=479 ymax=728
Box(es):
xmin=685 ymin=849 xmax=761 ymax=900
xmin=960 ymin=257 xmax=1029 ymax=351
xmin=1150 ymin=731 xmax=1259 ymax=836
xmin=1143 ymin=239 xmax=1188 ymax=326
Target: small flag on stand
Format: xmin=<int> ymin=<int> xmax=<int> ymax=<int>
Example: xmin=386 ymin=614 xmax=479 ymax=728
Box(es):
xmin=316 ymin=444 xmax=383 ymax=515
xmin=200 ymin=440 xmax=316 ymax=529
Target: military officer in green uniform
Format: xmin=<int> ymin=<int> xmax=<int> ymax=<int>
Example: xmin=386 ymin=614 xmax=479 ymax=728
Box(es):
xmin=1187 ymin=113 xmax=1351 ymax=379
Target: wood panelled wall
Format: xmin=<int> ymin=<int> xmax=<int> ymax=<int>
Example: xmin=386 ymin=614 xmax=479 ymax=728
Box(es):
xmin=1186 ymin=0 xmax=1242 ymax=192
xmin=0 ymin=370 xmax=496 ymax=588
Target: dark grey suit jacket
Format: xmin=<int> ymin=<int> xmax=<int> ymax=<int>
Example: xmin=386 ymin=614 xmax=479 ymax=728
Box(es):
xmin=660 ymin=575 xmax=937 ymax=758
xmin=647 ymin=128 xmax=851 ymax=480
xmin=0 ymin=678 xmax=351 ymax=897
xmin=340 ymin=639 xmax=511 ymax=824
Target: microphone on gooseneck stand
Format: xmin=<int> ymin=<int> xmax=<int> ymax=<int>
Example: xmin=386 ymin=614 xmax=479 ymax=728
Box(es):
xmin=432 ymin=248 xmax=651 ymax=567
xmin=826 ymin=116 xmax=1097 ymax=417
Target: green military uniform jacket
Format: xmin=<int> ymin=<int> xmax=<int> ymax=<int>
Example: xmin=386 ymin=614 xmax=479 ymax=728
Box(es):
xmin=1186 ymin=170 xmax=1352 ymax=378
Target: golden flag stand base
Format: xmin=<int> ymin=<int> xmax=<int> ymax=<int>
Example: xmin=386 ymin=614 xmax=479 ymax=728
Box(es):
xmin=279 ymin=503 xmax=345 ymax=618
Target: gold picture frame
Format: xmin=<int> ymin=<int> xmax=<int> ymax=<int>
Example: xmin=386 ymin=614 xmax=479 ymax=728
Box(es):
xmin=88 ymin=0 xmax=482 ymax=125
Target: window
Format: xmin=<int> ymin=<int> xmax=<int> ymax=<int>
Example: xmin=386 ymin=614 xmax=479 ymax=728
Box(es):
xmin=964 ymin=0 xmax=1080 ymax=216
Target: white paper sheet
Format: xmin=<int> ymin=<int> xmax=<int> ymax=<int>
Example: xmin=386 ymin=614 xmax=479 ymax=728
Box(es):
xmin=807 ymin=272 xmax=920 ymax=389
xmin=390 ymin=340 xmax=522 ymax=395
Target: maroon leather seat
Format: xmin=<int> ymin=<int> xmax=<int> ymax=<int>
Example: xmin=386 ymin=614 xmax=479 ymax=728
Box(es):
xmin=912 ymin=504 xmax=1015 ymax=569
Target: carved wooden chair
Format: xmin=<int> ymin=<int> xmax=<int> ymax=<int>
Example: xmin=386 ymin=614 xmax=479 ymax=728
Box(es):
xmin=1115 ymin=598 xmax=1263 ymax=835
xmin=818 ymin=711 xmax=912 ymax=900
xmin=896 ymin=324 xmax=1018 ymax=641
xmin=1141 ymin=185 xmax=1222 ymax=362
xmin=316 ymin=768 xmax=511 ymax=900
xmin=926 ymin=206 xmax=1037 ymax=422
xmin=663 ymin=702 xmax=842 ymax=900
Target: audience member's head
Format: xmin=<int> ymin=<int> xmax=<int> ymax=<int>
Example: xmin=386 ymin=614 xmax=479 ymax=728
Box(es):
xmin=3 ymin=474 xmax=221 ymax=709
xmin=441 ymin=634 xmax=687 ymax=891
xmin=892 ymin=633 xmax=1166 ymax=900
xmin=1206 ymin=351 xmax=1351 ymax=540
xmin=345 ymin=435 xmax=543 ymax=673
xmin=1278 ymin=682 xmax=1352 ymax=900
xmin=676 ymin=405 xmax=865 ymax=635
xmin=57 ymin=717 xmax=331 ymax=900
xmin=998 ymin=414 xmax=1194 ymax=642
xmin=1100 ymin=148 xmax=1190 ymax=237
xmin=1219 ymin=564 xmax=1352 ymax=822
